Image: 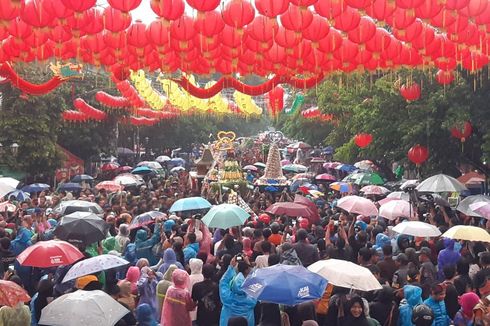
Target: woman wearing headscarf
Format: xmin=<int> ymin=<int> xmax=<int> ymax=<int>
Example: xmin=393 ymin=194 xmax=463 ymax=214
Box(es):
xmin=158 ymin=248 xmax=184 ymax=275
xmin=453 ymin=292 xmax=479 ymax=325
xmin=339 ymin=295 xmax=370 ymax=326
xmin=189 ymin=258 xmax=204 ymax=324
xmin=161 ymin=269 xmax=196 ymax=326
xmin=157 ymin=264 xmax=178 ymax=316
xmin=136 ymin=303 xmax=158 ymax=326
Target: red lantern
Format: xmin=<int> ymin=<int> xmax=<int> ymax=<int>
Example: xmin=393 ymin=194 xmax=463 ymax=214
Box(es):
xmin=314 ymin=0 xmax=346 ymax=19
xmin=170 ymin=15 xmax=196 ymax=41
xmin=195 ymin=10 xmax=224 ymax=37
xmin=247 ymin=16 xmax=278 ymax=42
xmin=346 ymin=0 xmax=371 ymax=9
xmin=459 ymin=0 xmax=488 ymax=17
xmin=399 ymin=83 xmax=421 ymax=101
xmin=61 ymin=0 xmax=96 ymax=12
xmin=415 ymin=0 xmax=442 ymax=19
xmin=318 ymin=28 xmax=343 ymax=53
xmin=267 ymin=85 xmax=284 ymax=116
xmin=127 ymin=20 xmax=148 ymax=48
xmin=347 ymin=16 xmax=376 ymax=44
xmin=255 ymin=0 xmax=289 ymax=18
xmin=222 ymin=0 xmax=255 ymax=29
xmin=186 ymin=0 xmax=220 ymax=12
xmin=0 ymin=1 xmax=23 ymax=21
xmin=104 ymin=7 xmax=132 ymax=33
xmin=408 ymin=145 xmax=429 ymax=165
xmin=275 ymin=27 xmax=301 ymax=48
xmin=81 ymin=8 xmax=104 ymax=35
xmin=395 ymin=0 xmax=424 ymax=9
xmin=303 ymin=15 xmax=330 ymax=42
xmin=334 ymin=7 xmax=361 ymax=32
xmin=280 ymin=5 xmax=313 ymax=31
xmin=21 ymin=0 xmax=54 ymax=28
xmin=151 ymin=0 xmax=185 ymax=21
xmin=435 ymin=70 xmax=454 ymax=85
xmin=366 ymin=0 xmax=396 ymax=21
xmin=108 ymin=0 xmax=142 ymax=12
xmin=220 ymin=25 xmax=247 ymax=47
xmin=354 ymin=133 xmax=373 ymax=148
xmin=451 ymin=121 xmax=472 ymax=142
xmin=146 ymin=19 xmax=170 ymax=47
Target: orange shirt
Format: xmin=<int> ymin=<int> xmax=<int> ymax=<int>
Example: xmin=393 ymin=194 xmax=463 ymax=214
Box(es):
xmin=269 ymin=234 xmax=282 ymax=246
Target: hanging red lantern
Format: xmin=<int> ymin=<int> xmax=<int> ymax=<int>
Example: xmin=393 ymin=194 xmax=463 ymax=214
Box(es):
xmin=220 ymin=25 xmax=247 ymax=48
xmin=146 ymin=19 xmax=170 ymax=47
xmin=451 ymin=121 xmax=472 ymax=142
xmin=303 ymin=15 xmax=330 ymax=43
xmin=20 ymin=0 xmax=55 ymax=28
xmin=0 ymin=1 xmax=23 ymax=22
xmin=61 ymin=0 xmax=96 ymax=12
xmin=108 ymin=0 xmax=142 ymax=12
xmin=354 ymin=133 xmax=373 ymax=148
xmin=395 ymin=0 xmax=424 ymax=9
xmin=399 ymin=83 xmax=421 ymax=101
xmin=365 ymin=0 xmax=396 ymax=21
xmin=318 ymin=28 xmax=343 ymax=53
xmin=314 ymin=0 xmax=345 ymax=19
xmin=386 ymin=8 xmax=416 ymax=29
xmin=334 ymin=7 xmax=361 ymax=32
xmin=267 ymin=85 xmax=284 ymax=116
xmin=415 ymin=0 xmax=442 ymax=19
xmin=222 ymin=0 xmax=255 ymax=29
xmin=81 ymin=8 xmax=104 ymax=35
xmin=347 ymin=16 xmax=376 ymax=44
xmin=275 ymin=27 xmax=301 ymax=48
xmin=435 ymin=70 xmax=454 ymax=85
xmin=246 ymin=16 xmax=278 ymax=42
xmin=104 ymin=7 xmax=132 ymax=33
xmin=127 ymin=20 xmax=148 ymax=48
xmin=195 ymin=10 xmax=224 ymax=37
xmin=280 ymin=5 xmax=313 ymax=31
xmin=408 ymin=145 xmax=429 ymax=165
xmin=170 ymin=15 xmax=196 ymax=41
xmin=255 ymin=0 xmax=289 ymax=18
xmin=186 ymin=0 xmax=220 ymax=12
xmin=151 ymin=0 xmax=185 ymax=21
xmin=365 ymin=28 xmax=391 ymax=55
xmin=459 ymin=0 xmax=488 ymax=17
xmin=346 ymin=0 xmax=371 ymax=9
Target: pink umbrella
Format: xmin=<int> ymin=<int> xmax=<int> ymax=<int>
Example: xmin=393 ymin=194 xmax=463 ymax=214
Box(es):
xmin=95 ymin=181 xmax=124 ymax=193
xmin=360 ymin=185 xmax=390 ymax=195
xmin=337 ymin=195 xmax=378 ymax=216
xmin=281 ymin=159 xmax=291 ymax=166
xmin=266 ymin=202 xmax=315 ymax=218
xmin=243 ymin=165 xmax=258 ymax=171
xmin=323 ymin=162 xmax=341 ymax=169
xmin=470 ymin=202 xmax=490 ymax=219
xmin=315 ymin=173 xmax=337 ymax=182
xmin=379 ymin=200 xmax=415 ymax=220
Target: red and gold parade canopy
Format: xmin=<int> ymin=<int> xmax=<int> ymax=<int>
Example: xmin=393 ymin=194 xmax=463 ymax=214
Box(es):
xmin=0 ymin=0 xmax=490 ymax=96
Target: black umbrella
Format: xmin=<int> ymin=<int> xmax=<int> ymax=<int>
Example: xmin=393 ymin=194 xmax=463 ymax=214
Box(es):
xmin=71 ymin=174 xmax=94 ymax=183
xmin=54 ymin=211 xmax=109 ymax=246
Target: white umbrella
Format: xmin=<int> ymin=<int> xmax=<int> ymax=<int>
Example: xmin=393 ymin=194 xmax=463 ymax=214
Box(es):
xmin=63 ymin=254 xmax=129 ymax=283
xmin=0 ymin=177 xmax=19 ymax=198
xmin=156 ymin=155 xmax=171 ymax=163
xmin=39 ymin=290 xmax=129 ymax=326
xmin=53 ymin=200 xmax=104 ymax=216
xmin=360 ymin=185 xmax=390 ymax=195
xmin=170 ymin=166 xmax=186 ymax=173
xmin=308 ymin=259 xmax=382 ymax=291
xmin=416 ymin=174 xmax=467 ymax=193
xmin=379 ymin=200 xmax=414 ymax=220
xmin=392 ymin=221 xmax=441 ymax=237
xmin=137 ymin=161 xmax=163 ymax=170
xmin=400 ymin=179 xmax=419 ymax=190
xmin=336 ymin=195 xmax=378 ymax=216
xmin=441 ymin=225 xmax=490 ymax=243
xmin=114 ymin=173 xmax=144 ymax=187
xmin=457 ymin=195 xmax=490 ymax=218
xmin=387 ymin=191 xmax=411 ymax=201
xmin=470 ymin=202 xmax=490 ymax=219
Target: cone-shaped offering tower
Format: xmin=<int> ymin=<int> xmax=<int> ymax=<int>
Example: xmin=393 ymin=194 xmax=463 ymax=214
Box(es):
xmin=256 ymin=142 xmax=287 ymax=186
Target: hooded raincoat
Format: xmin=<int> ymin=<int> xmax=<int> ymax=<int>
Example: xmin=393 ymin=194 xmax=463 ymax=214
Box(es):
xmin=135 ymin=227 xmax=161 ymax=266
xmin=219 ymin=265 xmax=257 ymax=326
xmin=137 ymin=267 xmax=159 ymax=320
xmin=157 ymin=264 xmax=178 ymax=315
xmin=398 ymin=285 xmax=422 ymax=326
xmin=158 ymin=248 xmax=184 ymax=275
xmin=119 ymin=266 xmax=140 ymax=296
xmin=437 ymin=239 xmax=461 ymax=281
xmin=189 ymin=258 xmax=204 ymax=321
xmin=161 ymin=269 xmax=196 ymax=326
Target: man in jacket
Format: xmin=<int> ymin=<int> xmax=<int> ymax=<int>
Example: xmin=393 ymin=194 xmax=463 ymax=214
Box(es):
xmin=292 ymin=229 xmax=319 ymax=267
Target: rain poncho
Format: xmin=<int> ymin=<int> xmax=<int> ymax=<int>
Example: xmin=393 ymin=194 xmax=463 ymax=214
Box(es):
xmin=102 ymin=236 xmax=116 ymax=254
xmin=398 ymin=285 xmax=422 ymax=326
xmin=219 ymin=266 xmax=257 ymax=326
xmin=114 ymin=224 xmax=130 ymax=253
xmin=373 ymin=233 xmax=391 ymax=259
xmin=183 ymin=242 xmax=199 ymax=264
xmin=136 ymin=303 xmax=158 ymax=326
xmin=11 ymin=227 xmax=33 ymax=293
xmin=119 ymin=266 xmax=140 ymax=296
xmin=423 ymin=296 xmax=451 ymax=326
xmin=0 ymin=304 xmax=31 ymax=326
xmin=189 ymin=258 xmax=204 ymax=321
xmin=135 ymin=227 xmax=161 ymax=266
xmin=437 ymin=239 xmax=461 ymax=281
xmin=157 ymin=264 xmax=178 ymax=315
xmin=158 ymin=248 xmax=184 ymax=275
xmin=161 ymin=269 xmax=196 ymax=326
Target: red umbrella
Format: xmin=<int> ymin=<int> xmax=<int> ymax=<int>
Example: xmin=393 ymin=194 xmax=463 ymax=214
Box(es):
xmin=95 ymin=181 xmax=124 ymax=193
xmin=116 ymin=165 xmax=133 ymax=174
xmin=294 ymin=194 xmax=320 ymax=223
xmin=266 ymin=202 xmax=315 ymax=218
xmin=315 ymin=173 xmax=337 ymax=182
xmin=101 ymin=162 xmax=120 ymax=171
xmin=16 ymin=240 xmax=84 ymax=268
xmin=0 ymin=280 xmax=30 ymax=307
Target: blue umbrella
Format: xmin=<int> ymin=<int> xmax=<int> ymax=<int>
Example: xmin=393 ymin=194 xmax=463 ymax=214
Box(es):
xmin=169 ymin=197 xmax=212 ymax=212
xmin=22 ymin=183 xmax=50 ymax=193
xmin=57 ymin=183 xmax=83 ymax=193
xmin=71 ymin=174 xmax=94 ymax=183
xmin=242 ymin=264 xmax=328 ymax=305
xmin=6 ymin=189 xmax=30 ymax=201
xmin=336 ymin=164 xmax=358 ymax=173
xmin=169 ymin=158 xmax=185 ymax=166
xmin=131 ymin=166 xmax=154 ymax=175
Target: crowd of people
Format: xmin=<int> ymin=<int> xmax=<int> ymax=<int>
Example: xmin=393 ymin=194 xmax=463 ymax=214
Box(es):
xmin=0 ymin=157 xmax=489 ymax=326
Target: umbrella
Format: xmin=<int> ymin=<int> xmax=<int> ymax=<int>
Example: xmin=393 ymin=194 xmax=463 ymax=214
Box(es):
xmin=354 ymin=160 xmax=375 ymax=170
xmin=54 ymin=211 xmax=109 ymax=246
xmin=308 ymin=259 xmax=382 ymax=291
xmin=116 ymin=166 xmax=133 ymax=174
xmin=114 ymin=173 xmax=144 ymax=187
xmin=0 ymin=280 xmax=31 ymax=307
xmin=6 ymin=189 xmax=30 ymax=201
xmin=360 ymin=185 xmax=390 ymax=195
xmin=156 ymin=155 xmax=171 ymax=163
xmin=387 ymin=191 xmax=411 ymax=201
xmin=344 ymin=172 xmax=384 ymax=186
xmin=170 ymin=166 xmax=186 ymax=173
xmin=265 ymin=202 xmax=314 ymax=217
xmin=243 ymin=165 xmax=258 ymax=171
xmin=470 ymin=202 xmax=490 ymax=219
xmin=379 ymin=200 xmax=415 ymax=220
xmin=336 ymin=164 xmax=358 ymax=173
xmin=57 ymin=182 xmax=83 ymax=193
xmin=53 ymin=200 xmax=103 ymax=216
xmin=202 ymin=204 xmax=250 ymax=229
xmin=0 ymin=177 xmax=19 ymax=198
xmin=39 ymin=290 xmax=129 ymax=326
xmin=21 ymin=183 xmax=50 ymax=193
xmin=242 ymin=264 xmax=328 ymax=305
xmin=253 ymin=162 xmax=266 ymax=168
xmin=337 ymin=195 xmax=378 ymax=216
xmin=117 ymin=147 xmax=135 ymax=156
xmin=70 ymin=174 xmax=94 ymax=183
xmin=282 ymin=164 xmax=307 ymax=173
xmin=419 ymin=193 xmax=451 ymax=207
xmin=281 ymin=159 xmax=291 ymax=166
xmin=457 ymin=195 xmax=490 ymax=218
xmin=441 ymin=225 xmax=490 ymax=243
xmin=416 ymin=174 xmax=467 ymax=193
xmin=315 ymin=174 xmax=337 ymax=182
xmin=62 ymin=255 xmax=129 ymax=283
xmin=95 ymin=181 xmax=123 ymax=193
xmin=16 ymin=240 xmax=84 ymax=268
xmin=129 ymin=211 xmax=166 ymax=230
xmin=329 ymin=182 xmax=353 ymax=194
xmin=169 ymin=197 xmax=212 ymax=212
xmin=292 ymin=173 xmax=312 ymax=180
xmin=169 ymin=157 xmax=186 ymax=166
xmin=308 ymin=190 xmax=324 ymax=198
xmin=101 ymin=162 xmax=119 ymax=172
xmin=392 ymin=221 xmax=441 ymax=237
xmin=400 ymin=179 xmax=420 ymax=190
xmin=0 ymin=201 xmax=16 ymax=213
xmin=287 ymin=141 xmax=311 ymax=149
xmin=137 ymin=161 xmax=163 ymax=170
xmin=131 ymin=166 xmax=154 ymax=175
xmin=323 ymin=162 xmax=342 ymax=169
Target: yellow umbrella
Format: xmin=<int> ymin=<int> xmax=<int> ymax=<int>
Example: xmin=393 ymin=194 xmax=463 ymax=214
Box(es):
xmin=441 ymin=225 xmax=490 ymax=243
xmin=308 ymin=190 xmax=324 ymax=198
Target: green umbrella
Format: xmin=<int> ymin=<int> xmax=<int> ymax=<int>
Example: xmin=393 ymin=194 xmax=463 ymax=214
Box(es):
xmin=201 ymin=204 xmax=250 ymax=229
xmin=344 ymin=172 xmax=384 ymax=186
xmin=282 ymin=164 xmax=307 ymax=173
